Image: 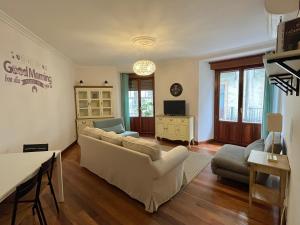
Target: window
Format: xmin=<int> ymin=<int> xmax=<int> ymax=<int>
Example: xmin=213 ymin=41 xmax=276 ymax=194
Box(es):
xmin=242 ymin=68 xmax=265 ymax=123
xmin=128 ymin=79 xmax=138 ymax=117
xmin=219 ymin=71 xmax=239 ymax=122
xmin=128 ymin=78 xmax=154 ymax=117
xmin=141 ymin=90 xmax=154 ymax=117
xmin=128 ymin=91 xmax=139 ymax=117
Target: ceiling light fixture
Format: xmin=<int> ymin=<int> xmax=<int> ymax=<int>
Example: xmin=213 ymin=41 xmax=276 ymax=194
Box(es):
xmin=132 ymin=36 xmax=156 ymax=76
xmin=133 ymin=60 xmax=156 ymax=76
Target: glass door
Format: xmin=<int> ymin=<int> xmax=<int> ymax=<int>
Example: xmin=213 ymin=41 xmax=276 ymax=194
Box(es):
xmin=242 ymin=68 xmax=265 ymax=124
xmin=128 ymin=75 xmax=155 ymax=135
xmin=215 ymin=67 xmax=265 ymax=146
xmin=240 ymin=68 xmax=265 ymax=145
xmin=215 ymin=70 xmax=241 ymax=144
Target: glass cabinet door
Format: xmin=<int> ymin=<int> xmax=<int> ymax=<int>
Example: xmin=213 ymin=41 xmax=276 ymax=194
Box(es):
xmin=76 ymin=88 xmax=113 ymax=119
xmin=77 ymin=90 xmax=89 ymax=117
xmin=89 ymin=89 xmax=101 ymax=117
xmin=101 ymin=89 xmax=112 ymax=117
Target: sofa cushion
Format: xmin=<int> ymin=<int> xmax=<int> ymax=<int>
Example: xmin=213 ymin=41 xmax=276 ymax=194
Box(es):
xmin=93 ymin=118 xmax=124 ymax=129
xmin=81 ymin=127 xmax=104 ymax=139
xmin=120 ymin=131 xmax=140 ymax=138
xmin=211 ymin=144 xmax=249 ymax=176
xmin=100 ymin=131 xmax=123 ymax=146
xmin=244 ymin=139 xmax=265 ymax=160
xmin=122 ymin=136 xmax=161 ymax=161
xmin=264 ymin=132 xmax=282 ymax=154
xmin=102 ymin=124 xmax=125 ymax=134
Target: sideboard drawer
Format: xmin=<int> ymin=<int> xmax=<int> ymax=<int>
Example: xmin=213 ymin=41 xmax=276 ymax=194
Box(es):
xmin=175 ymin=118 xmax=189 ymax=125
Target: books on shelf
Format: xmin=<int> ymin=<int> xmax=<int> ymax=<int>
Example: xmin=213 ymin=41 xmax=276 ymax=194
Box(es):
xmin=276 ymin=17 xmax=300 ymax=53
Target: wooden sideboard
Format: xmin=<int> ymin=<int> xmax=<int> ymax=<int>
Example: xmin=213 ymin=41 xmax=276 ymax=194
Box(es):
xmin=155 ymin=115 xmax=194 ymax=147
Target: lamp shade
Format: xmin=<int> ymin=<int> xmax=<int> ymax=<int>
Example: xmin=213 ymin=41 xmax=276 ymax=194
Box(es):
xmin=133 ymin=60 xmax=156 ymax=76
xmin=267 ymin=113 xmax=282 ymax=132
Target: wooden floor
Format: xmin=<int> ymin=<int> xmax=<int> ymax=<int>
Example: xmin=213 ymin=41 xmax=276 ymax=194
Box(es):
xmin=0 ymin=140 xmax=280 ymax=225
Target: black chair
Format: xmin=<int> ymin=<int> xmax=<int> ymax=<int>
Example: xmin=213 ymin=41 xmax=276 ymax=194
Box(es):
xmin=40 ymin=153 xmax=59 ymax=214
xmin=23 ymin=144 xmax=48 ymax=152
xmin=23 ymin=144 xmax=59 ymax=214
xmin=11 ymin=168 xmax=46 ymax=225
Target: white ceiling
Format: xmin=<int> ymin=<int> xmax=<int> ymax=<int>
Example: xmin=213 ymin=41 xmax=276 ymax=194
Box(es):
xmin=0 ymin=0 xmax=272 ymax=66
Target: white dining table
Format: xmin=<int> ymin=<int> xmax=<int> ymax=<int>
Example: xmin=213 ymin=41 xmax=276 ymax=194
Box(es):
xmin=0 ymin=151 xmax=64 ymax=203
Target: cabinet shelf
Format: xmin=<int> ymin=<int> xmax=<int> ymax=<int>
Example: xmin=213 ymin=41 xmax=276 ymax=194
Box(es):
xmin=251 ymin=184 xmax=280 ymax=206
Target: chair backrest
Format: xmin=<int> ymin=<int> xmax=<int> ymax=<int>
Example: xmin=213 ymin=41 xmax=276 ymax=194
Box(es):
xmin=15 ymin=170 xmax=41 ymax=200
xmin=40 ymin=153 xmax=55 ymax=179
xmin=23 ymin=144 xmax=48 ymax=152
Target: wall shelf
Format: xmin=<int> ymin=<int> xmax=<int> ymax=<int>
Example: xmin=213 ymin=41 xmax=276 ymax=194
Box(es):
xmin=264 ymin=50 xmax=300 ymax=96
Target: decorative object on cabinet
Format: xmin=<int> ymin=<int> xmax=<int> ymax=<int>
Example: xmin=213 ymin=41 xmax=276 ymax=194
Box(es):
xmin=74 ymin=86 xmax=113 ymax=137
xmin=104 ymin=80 xmax=108 ymax=86
xmin=170 ymin=83 xmax=183 ymax=97
xmin=79 ymin=80 xmax=84 ymax=86
xmin=155 ymin=115 xmax=194 ymax=147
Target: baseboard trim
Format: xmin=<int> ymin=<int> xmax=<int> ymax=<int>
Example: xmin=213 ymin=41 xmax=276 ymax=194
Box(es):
xmin=61 ymin=140 xmax=77 ymax=155
xmin=195 ymin=139 xmax=215 ymax=145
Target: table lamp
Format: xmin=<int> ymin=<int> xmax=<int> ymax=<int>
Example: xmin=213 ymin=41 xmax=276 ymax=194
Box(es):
xmin=267 ymin=113 xmax=282 ymax=162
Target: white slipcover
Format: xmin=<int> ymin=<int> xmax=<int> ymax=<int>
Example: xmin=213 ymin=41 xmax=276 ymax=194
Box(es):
xmin=78 ymin=134 xmax=188 ymax=212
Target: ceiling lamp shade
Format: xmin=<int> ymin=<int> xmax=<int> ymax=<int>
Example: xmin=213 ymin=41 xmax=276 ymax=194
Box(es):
xmin=133 ymin=60 xmax=156 ymax=76
xmin=265 ymin=0 xmax=299 ymax=14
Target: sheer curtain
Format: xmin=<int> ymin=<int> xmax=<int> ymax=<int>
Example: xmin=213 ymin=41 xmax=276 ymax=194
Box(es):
xmin=261 ymin=74 xmax=280 ymax=138
xmin=120 ymin=73 xmax=130 ymax=130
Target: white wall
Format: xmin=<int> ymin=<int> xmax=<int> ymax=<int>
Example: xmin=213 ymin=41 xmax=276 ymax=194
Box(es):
xmin=154 ymin=59 xmax=200 ymax=140
xmin=281 ymin=94 xmax=300 ymax=225
xmin=0 ymin=15 xmax=76 ymax=153
xmin=74 ymin=66 xmax=121 ymax=118
xmin=198 ymin=61 xmax=214 ymax=141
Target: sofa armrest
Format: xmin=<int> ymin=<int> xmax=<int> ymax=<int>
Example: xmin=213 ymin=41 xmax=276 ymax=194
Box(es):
xmin=151 ymin=146 xmax=188 ymax=179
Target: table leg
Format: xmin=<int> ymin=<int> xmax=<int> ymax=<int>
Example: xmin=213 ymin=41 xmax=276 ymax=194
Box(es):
xmin=55 ymin=152 xmax=64 ymax=202
xmin=279 ymin=171 xmax=287 ymax=220
xmin=249 ymin=166 xmax=254 ymax=207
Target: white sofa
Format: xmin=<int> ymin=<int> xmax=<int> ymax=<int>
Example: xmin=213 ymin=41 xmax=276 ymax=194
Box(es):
xmin=78 ymin=134 xmax=188 ymax=212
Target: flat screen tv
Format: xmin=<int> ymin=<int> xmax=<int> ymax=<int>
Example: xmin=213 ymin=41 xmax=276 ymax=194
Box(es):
xmin=164 ymin=100 xmax=186 ymax=116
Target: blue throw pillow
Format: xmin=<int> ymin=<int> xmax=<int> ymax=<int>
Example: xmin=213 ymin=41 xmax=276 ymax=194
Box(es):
xmin=102 ymin=124 xmax=125 ymax=134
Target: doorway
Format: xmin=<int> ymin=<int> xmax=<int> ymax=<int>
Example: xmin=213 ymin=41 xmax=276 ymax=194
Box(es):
xmin=212 ymin=56 xmax=265 ymax=146
xmin=128 ymin=74 xmax=155 ymax=135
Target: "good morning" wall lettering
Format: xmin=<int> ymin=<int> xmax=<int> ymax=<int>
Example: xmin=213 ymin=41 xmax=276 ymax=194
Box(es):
xmin=2 ymin=51 xmax=53 ymax=93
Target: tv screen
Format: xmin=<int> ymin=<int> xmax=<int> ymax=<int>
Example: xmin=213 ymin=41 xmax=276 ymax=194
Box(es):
xmin=164 ymin=100 xmax=186 ymax=116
